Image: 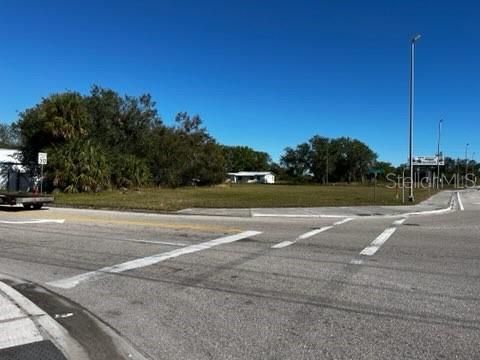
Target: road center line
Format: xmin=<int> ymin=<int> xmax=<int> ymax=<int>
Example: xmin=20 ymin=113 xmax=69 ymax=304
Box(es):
xmin=359 ymin=227 xmax=397 ymax=256
xmin=46 ymin=230 xmax=262 ymax=289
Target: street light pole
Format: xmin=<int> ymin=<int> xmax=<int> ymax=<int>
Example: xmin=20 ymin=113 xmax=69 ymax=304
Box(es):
xmin=437 ymin=119 xmax=443 ymax=189
xmin=465 ymin=143 xmax=470 ymax=177
xmin=409 ymin=34 xmax=421 ymax=202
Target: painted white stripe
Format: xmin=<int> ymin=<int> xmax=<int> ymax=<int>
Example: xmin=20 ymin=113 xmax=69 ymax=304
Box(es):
xmin=298 ymin=226 xmax=333 ymax=239
xmin=360 ymin=227 xmax=397 ymax=256
xmin=47 ymin=230 xmax=262 ymax=289
xmin=272 ymin=240 xmax=295 ymax=249
xmin=0 ymin=219 xmax=65 ymax=224
xmin=393 ymin=218 xmax=407 ymax=226
xmin=54 ymin=313 xmax=74 ymax=319
xmin=457 ymin=192 xmax=464 ymax=211
xmin=271 ymin=226 xmax=334 ymax=249
xmin=333 ymin=217 xmax=354 ymax=226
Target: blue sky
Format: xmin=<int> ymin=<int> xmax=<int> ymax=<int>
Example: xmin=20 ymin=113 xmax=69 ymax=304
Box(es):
xmin=1 ymin=1 xmax=479 ymax=165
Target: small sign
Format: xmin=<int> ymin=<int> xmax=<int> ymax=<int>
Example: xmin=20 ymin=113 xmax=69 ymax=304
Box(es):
xmin=412 ymin=155 xmax=444 ymax=166
xmin=38 ymin=152 xmax=47 ymax=165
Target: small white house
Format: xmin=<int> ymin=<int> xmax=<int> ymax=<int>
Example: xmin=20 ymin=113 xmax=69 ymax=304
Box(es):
xmin=227 ymin=171 xmax=275 ymax=184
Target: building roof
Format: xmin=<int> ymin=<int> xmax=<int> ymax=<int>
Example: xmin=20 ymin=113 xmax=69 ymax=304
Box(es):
xmin=227 ymin=171 xmax=274 ymax=176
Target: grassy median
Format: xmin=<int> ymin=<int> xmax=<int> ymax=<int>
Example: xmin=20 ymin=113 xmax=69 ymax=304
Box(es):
xmin=53 ymin=184 xmax=437 ymax=212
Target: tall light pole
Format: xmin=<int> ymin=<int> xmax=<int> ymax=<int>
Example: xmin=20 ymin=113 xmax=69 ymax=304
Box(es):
xmin=409 ymin=34 xmax=421 ymax=201
xmin=436 ymin=119 xmax=443 ymax=188
xmin=465 ymin=143 xmax=470 ymax=177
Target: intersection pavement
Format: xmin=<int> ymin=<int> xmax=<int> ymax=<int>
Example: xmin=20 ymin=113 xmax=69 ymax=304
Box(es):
xmin=0 ymin=189 xmax=478 ymax=359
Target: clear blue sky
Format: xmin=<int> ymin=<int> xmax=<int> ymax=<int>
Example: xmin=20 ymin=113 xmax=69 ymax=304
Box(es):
xmin=1 ymin=1 xmax=479 ymax=165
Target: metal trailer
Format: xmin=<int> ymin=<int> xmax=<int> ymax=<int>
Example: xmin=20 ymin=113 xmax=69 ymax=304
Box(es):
xmin=0 ymin=192 xmax=54 ymax=209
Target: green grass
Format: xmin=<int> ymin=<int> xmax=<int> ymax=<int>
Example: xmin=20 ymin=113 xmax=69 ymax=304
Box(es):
xmin=53 ymin=184 xmax=438 ymax=212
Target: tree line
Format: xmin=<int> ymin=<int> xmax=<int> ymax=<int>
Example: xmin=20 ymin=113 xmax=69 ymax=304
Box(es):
xmin=0 ymin=85 xmax=414 ymax=192
xmin=4 ymin=86 xmax=271 ymax=192
xmin=280 ymin=135 xmax=379 ymax=183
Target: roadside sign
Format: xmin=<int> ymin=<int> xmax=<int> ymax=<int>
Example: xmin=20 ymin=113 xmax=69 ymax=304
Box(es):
xmin=412 ymin=156 xmax=444 ymax=166
xmin=38 ymin=152 xmax=47 ymax=165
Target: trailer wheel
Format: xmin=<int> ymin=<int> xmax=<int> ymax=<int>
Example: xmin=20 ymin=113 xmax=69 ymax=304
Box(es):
xmin=23 ymin=203 xmax=33 ymax=210
xmin=33 ymin=203 xmax=43 ymax=210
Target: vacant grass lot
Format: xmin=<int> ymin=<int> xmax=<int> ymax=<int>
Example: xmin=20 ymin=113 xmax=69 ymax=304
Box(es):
xmin=53 ymin=184 xmax=437 ymax=212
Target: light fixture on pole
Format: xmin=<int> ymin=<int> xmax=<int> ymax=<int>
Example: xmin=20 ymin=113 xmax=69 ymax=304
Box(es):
xmin=408 ymin=34 xmax=421 ymax=201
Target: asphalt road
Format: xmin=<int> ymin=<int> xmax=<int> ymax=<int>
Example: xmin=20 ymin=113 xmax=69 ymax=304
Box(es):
xmin=0 ymin=190 xmax=479 ymax=359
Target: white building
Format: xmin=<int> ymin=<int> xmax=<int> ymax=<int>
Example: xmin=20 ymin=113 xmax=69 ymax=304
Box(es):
xmin=227 ymin=171 xmax=275 ymax=184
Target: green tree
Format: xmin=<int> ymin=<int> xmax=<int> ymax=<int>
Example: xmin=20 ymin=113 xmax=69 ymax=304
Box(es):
xmin=280 ymin=143 xmax=311 ymax=180
xmin=49 ymin=139 xmax=110 ymax=192
xmin=148 ymin=113 xmax=226 ymax=187
xmin=86 ymin=85 xmax=162 ymax=157
xmin=222 ymin=146 xmax=271 ymax=172
xmin=309 ymin=136 xmax=330 ymax=183
xmin=0 ymin=123 xmax=20 ymax=148
xmin=16 ymin=92 xmax=91 ymax=166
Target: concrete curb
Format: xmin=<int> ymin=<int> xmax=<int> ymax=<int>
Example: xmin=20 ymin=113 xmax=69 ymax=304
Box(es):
xmin=251 ymin=191 xmax=458 ymax=219
xmin=0 ymin=281 xmax=88 ymax=359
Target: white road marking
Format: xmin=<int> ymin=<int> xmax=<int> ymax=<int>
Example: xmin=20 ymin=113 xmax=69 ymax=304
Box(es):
xmin=47 ymin=230 xmax=262 ymax=289
xmin=0 ymin=219 xmax=65 ymax=224
xmin=54 ymin=313 xmax=74 ymax=319
xmin=298 ymin=226 xmax=333 ymax=239
xmin=393 ymin=218 xmax=407 ymax=226
xmin=457 ymin=192 xmax=464 ymax=211
xmin=271 ymin=218 xmax=354 ymax=249
xmin=271 ymin=226 xmax=333 ymax=249
xmin=272 ymin=240 xmax=295 ymax=249
xmin=333 ymin=217 xmax=354 ymax=226
xmin=359 ymin=227 xmax=397 ymax=256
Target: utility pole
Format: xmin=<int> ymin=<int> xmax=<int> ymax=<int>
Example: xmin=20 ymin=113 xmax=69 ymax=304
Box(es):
xmin=408 ymin=34 xmax=421 ymax=202
xmin=436 ymin=119 xmax=443 ymax=189
xmin=465 ymin=143 xmax=470 ymax=178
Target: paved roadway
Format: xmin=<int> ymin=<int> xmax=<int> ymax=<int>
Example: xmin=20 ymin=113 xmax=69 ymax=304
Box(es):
xmin=0 ymin=190 xmax=479 ymax=359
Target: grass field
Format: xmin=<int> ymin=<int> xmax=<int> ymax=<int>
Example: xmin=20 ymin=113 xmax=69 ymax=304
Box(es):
xmin=53 ymin=184 xmax=437 ymax=212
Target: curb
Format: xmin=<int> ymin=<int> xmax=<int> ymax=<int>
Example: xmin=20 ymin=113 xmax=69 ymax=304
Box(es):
xmin=251 ymin=191 xmax=458 ymax=219
xmin=0 ymin=281 xmax=88 ymax=359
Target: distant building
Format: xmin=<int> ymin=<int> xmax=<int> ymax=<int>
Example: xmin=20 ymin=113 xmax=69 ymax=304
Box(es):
xmin=0 ymin=149 xmax=30 ymax=192
xmin=227 ymin=171 xmax=275 ymax=184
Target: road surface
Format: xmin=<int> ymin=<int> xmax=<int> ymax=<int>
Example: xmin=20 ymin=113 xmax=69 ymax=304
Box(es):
xmin=0 ymin=190 xmax=478 ymax=359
